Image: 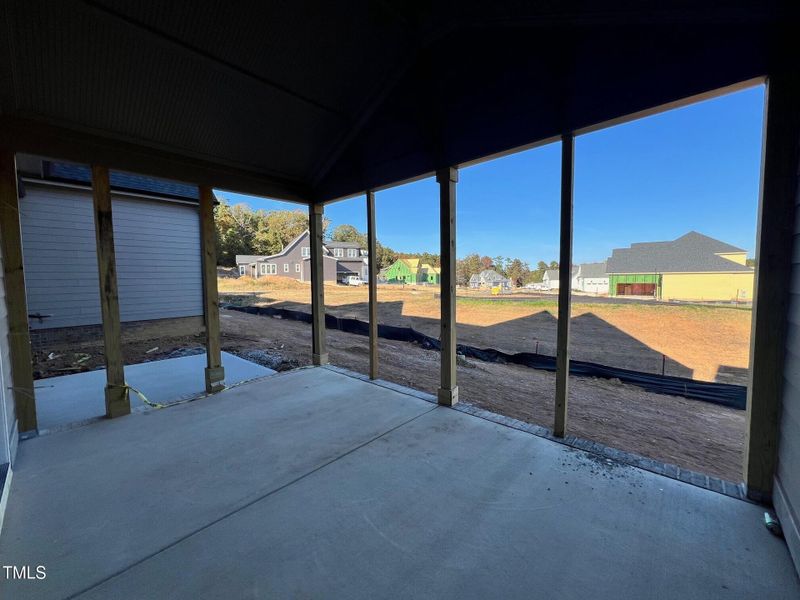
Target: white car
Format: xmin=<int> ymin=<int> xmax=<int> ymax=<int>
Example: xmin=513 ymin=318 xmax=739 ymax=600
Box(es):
xmin=342 ymin=275 xmax=363 ymax=286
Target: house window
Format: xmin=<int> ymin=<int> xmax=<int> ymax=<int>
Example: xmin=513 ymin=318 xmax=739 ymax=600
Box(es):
xmin=301 ymin=247 xmax=310 ymax=257
xmin=260 ymin=263 xmax=267 ymax=275
xmin=333 ymin=248 xmax=344 ymax=257
xmin=239 ymin=265 xmax=246 ymax=276
xmin=295 ymin=263 xmax=301 ymax=273
xmin=347 ymin=248 xmax=358 ymax=258
xmin=284 ymin=263 xmax=289 ymax=273
xmin=261 ymin=263 xmax=276 ymax=275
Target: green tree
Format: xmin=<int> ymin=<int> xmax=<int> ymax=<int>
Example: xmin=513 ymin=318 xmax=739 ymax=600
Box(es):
xmin=214 ymin=200 xmax=257 ymax=265
xmin=505 ymin=258 xmax=530 ymax=287
xmin=456 ymin=253 xmax=483 ymax=286
xmin=331 ymin=224 xmax=367 ymax=247
xmin=549 ymin=260 xmax=559 ymax=269
xmin=529 ymin=260 xmax=548 ymax=283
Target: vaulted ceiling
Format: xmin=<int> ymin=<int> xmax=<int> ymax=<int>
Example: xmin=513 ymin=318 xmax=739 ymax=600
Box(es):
xmin=0 ymin=1 xmax=796 ymax=202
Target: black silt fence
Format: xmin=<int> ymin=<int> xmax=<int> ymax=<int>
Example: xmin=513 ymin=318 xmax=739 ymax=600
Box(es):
xmin=224 ymin=304 xmax=746 ymax=411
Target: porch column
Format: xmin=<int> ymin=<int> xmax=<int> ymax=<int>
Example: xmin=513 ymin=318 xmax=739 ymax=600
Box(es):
xmin=554 ymin=134 xmax=574 ymax=438
xmin=91 ymin=165 xmax=130 ymax=418
xmin=309 ymin=202 xmax=328 ymax=365
xmin=366 ymin=190 xmax=379 ymax=379
xmin=0 ymin=151 xmax=37 ymax=432
xmin=437 ymin=167 xmax=458 ymax=406
xmin=200 ymin=186 xmax=225 ymax=393
xmin=744 ymin=72 xmax=800 ymax=501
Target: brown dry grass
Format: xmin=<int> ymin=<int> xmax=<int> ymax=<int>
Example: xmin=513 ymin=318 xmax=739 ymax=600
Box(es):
xmin=218 ymin=277 xmax=751 ymax=384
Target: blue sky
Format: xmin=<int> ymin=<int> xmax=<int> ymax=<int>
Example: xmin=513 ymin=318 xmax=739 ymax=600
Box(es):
xmin=219 ymin=84 xmax=765 ymax=265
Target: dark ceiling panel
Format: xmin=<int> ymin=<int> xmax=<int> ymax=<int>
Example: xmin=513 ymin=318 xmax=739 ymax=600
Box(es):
xmin=1 ymin=1 xmax=796 ymax=202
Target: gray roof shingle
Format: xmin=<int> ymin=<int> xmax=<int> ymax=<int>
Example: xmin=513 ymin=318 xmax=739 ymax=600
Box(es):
xmin=44 ymin=161 xmax=200 ymax=200
xmin=577 ymin=262 xmax=607 ymax=279
xmin=606 ymin=232 xmax=752 ymax=274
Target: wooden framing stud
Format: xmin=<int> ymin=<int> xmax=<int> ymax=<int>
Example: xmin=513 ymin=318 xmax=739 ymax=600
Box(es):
xmin=91 ymin=165 xmax=130 ymax=418
xmin=200 ymin=185 xmax=225 ymax=393
xmin=743 ymin=72 xmax=800 ymax=501
xmin=367 ymin=190 xmax=379 ymax=379
xmin=437 ymin=167 xmax=458 ymax=407
xmin=309 ymin=202 xmax=328 ymax=366
xmin=0 ymin=151 xmax=38 ymax=432
xmin=554 ymin=134 xmax=574 ymax=438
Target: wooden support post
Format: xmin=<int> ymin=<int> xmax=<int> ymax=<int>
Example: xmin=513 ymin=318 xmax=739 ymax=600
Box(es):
xmin=554 ymin=134 xmax=574 ymax=438
xmin=437 ymin=167 xmax=458 ymax=406
xmin=0 ymin=152 xmax=37 ymax=433
xmin=200 ymin=186 xmax=225 ymax=393
xmin=91 ymin=165 xmax=129 ymax=418
xmin=309 ymin=202 xmax=328 ymax=365
xmin=366 ymin=190 xmax=379 ymax=379
xmin=744 ymin=73 xmax=800 ymax=501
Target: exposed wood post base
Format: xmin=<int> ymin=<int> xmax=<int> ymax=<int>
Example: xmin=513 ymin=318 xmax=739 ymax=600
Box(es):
xmin=105 ymin=385 xmax=131 ymax=419
xmin=437 ymin=386 xmax=459 ymax=407
xmin=205 ymin=366 xmax=225 ymax=394
xmin=312 ymin=352 xmax=329 ymax=366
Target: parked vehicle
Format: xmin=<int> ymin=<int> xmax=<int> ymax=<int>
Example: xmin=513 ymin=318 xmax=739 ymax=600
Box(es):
xmin=342 ymin=275 xmax=363 ymax=286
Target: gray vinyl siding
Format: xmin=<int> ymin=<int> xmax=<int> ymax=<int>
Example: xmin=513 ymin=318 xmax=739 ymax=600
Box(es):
xmin=777 ymin=178 xmax=800 ymax=575
xmin=20 ymin=183 xmax=202 ymax=329
xmin=0 ymin=227 xmax=14 ymax=465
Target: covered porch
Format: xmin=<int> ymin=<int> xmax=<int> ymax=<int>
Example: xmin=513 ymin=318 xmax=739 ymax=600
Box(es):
xmin=1 ymin=367 xmax=797 ymax=599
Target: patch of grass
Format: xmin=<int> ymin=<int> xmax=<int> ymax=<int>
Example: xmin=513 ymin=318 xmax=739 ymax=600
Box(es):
xmin=457 ymin=297 xmax=557 ymax=308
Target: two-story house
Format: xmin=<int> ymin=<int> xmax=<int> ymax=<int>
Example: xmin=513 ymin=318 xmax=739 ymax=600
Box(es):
xmin=236 ymin=231 xmax=368 ymax=283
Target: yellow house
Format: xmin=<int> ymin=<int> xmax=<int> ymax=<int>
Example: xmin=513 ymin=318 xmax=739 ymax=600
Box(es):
xmin=607 ymin=231 xmax=754 ymax=302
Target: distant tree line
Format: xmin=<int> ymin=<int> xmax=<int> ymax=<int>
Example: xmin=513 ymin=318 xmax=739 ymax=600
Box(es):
xmin=214 ymin=201 xmax=330 ymax=265
xmin=455 ymin=255 xmax=558 ymax=287
xmin=215 ymin=201 xmax=557 ymax=285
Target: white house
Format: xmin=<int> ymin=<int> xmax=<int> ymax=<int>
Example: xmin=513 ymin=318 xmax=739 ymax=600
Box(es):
xmin=543 ymin=267 xmax=578 ymax=290
xmin=572 ymin=262 xmax=609 ymax=294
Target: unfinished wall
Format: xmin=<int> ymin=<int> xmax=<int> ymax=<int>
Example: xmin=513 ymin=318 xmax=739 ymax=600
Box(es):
xmin=776 ymin=179 xmax=800 ymax=575
xmin=0 ymin=226 xmax=15 ymax=466
xmin=661 ymin=272 xmax=754 ymax=302
xmin=20 ymin=183 xmax=203 ymax=329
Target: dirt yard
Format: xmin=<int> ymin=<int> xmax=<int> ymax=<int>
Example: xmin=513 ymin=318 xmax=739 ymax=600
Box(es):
xmin=218 ymin=277 xmax=752 ymax=385
xmin=29 ymin=276 xmax=749 ymax=482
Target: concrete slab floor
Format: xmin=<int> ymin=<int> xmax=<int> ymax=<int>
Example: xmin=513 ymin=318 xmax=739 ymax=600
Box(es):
xmin=0 ymin=367 xmax=797 ymax=599
xmin=33 ymin=351 xmax=274 ymax=430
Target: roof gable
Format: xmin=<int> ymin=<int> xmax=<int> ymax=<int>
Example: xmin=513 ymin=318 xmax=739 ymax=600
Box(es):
xmin=607 ymin=232 xmax=752 ymax=273
xmin=577 ymin=262 xmax=607 ymax=279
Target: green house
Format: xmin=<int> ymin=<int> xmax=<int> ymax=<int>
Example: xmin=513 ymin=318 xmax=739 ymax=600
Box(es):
xmin=385 ymin=258 xmax=440 ymax=284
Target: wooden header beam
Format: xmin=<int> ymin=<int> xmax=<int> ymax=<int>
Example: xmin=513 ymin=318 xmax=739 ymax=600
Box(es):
xmin=200 ymin=186 xmax=225 ymax=393
xmin=437 ymin=167 xmax=458 ymax=407
xmin=554 ymin=134 xmax=574 ymax=438
xmin=91 ymin=165 xmax=130 ymax=418
xmin=309 ymin=203 xmax=328 ymax=365
xmin=744 ymin=72 xmax=800 ymax=502
xmin=366 ymin=191 xmax=379 ymax=379
xmin=0 ymin=152 xmax=37 ymax=433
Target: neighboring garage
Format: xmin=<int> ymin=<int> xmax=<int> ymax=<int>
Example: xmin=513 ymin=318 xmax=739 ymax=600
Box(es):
xmin=607 ymin=231 xmax=755 ymax=301
xmin=16 ymin=156 xmax=203 ymax=334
